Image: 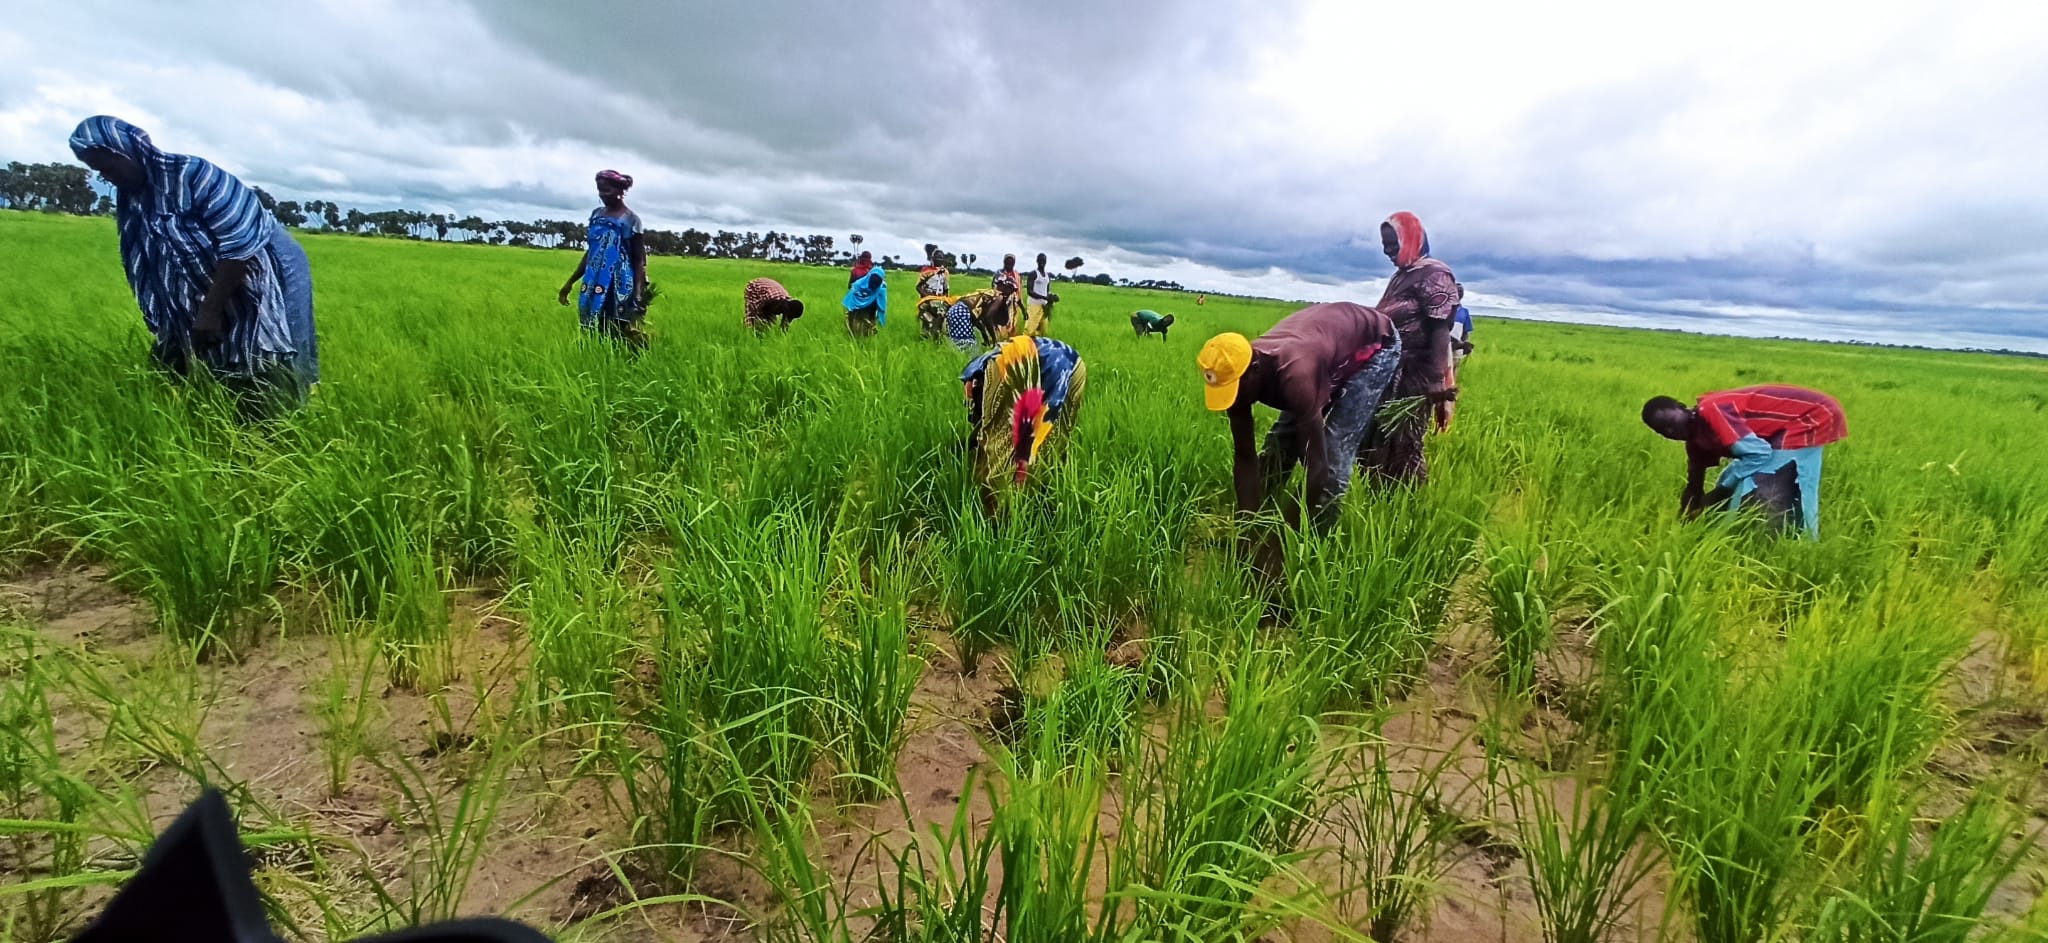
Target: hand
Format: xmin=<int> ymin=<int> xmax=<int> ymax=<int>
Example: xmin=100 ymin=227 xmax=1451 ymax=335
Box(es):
xmin=190 ymin=305 xmax=226 ymax=350
xmin=1433 ymin=397 xmax=1456 ymax=432
xmin=558 ymin=285 xmax=573 ymax=307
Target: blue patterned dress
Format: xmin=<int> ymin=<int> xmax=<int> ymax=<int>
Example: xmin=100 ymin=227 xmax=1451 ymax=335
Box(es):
xmin=577 ymin=209 xmax=644 ymax=331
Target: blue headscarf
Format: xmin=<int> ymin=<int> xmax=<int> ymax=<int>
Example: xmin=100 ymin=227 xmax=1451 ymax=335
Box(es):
xmin=68 ymin=115 xmax=294 ymax=373
xmin=843 ymin=268 xmax=888 ymax=326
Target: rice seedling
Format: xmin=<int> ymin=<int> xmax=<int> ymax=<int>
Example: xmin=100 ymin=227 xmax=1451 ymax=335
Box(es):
xmin=1325 ymin=721 xmax=1482 ymax=943
xmin=1483 ymin=524 xmax=1559 ymax=700
xmin=825 ymin=538 xmax=924 ymax=801
xmin=1806 ymin=781 xmax=2036 ymax=943
xmin=312 ymin=631 xmax=386 ymax=797
xmin=1112 ymin=643 xmax=1329 ymax=941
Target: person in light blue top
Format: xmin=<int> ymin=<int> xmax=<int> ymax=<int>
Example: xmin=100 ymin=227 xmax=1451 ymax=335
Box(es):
xmin=844 ymin=264 xmax=888 ymax=336
xmin=1451 ymin=305 xmax=1474 ymax=363
xmin=559 ymin=170 xmax=648 ymax=349
xmin=69 ymin=115 xmax=318 ymax=420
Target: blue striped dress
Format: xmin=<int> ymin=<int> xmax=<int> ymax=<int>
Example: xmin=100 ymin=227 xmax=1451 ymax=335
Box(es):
xmin=68 ymin=116 xmax=317 ymax=396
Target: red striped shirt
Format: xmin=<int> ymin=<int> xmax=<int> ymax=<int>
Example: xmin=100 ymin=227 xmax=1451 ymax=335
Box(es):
xmin=1692 ymin=385 xmax=1847 ymax=453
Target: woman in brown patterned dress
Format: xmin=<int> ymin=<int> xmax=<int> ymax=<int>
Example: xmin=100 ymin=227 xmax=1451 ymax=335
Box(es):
xmin=1360 ymin=211 xmax=1462 ymax=483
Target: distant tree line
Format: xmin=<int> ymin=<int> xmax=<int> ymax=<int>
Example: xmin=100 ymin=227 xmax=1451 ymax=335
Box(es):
xmin=2 ymin=158 xmax=1216 ymax=291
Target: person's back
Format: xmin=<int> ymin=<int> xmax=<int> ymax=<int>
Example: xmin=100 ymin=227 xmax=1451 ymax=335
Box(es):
xmin=1695 ymin=385 xmax=1847 ymax=453
xmin=1252 ymin=302 xmax=1396 ymax=407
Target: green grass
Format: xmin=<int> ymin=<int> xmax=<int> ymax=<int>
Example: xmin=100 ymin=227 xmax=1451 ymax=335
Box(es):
xmin=4 ymin=209 xmax=2047 ymax=941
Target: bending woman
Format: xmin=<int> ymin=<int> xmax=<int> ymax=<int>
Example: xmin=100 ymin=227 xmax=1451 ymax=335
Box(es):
xmin=558 ymin=170 xmax=648 ymax=349
xmin=68 ymin=116 xmax=319 ymax=420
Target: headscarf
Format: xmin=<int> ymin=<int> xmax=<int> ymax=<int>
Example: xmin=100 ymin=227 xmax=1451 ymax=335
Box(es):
xmin=1383 ymin=211 xmax=1431 ymax=269
xmin=850 ymin=251 xmax=875 ymax=281
xmin=843 ymin=267 xmax=888 ymax=325
xmin=596 ymin=169 xmax=634 ymax=190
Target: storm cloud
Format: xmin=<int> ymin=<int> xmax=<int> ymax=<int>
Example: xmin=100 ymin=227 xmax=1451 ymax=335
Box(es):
xmin=3 ymin=0 xmax=2044 ymax=350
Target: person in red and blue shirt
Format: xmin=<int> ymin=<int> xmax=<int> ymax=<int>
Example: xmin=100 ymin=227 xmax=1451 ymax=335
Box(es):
xmin=1642 ymin=385 xmax=1847 ymax=538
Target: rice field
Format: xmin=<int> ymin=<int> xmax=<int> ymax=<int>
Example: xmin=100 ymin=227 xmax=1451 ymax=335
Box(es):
xmin=4 ymin=207 xmax=2048 ymax=942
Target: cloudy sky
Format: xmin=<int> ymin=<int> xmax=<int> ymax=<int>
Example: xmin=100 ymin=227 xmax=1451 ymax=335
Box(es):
xmin=4 ymin=0 xmax=2045 ymax=351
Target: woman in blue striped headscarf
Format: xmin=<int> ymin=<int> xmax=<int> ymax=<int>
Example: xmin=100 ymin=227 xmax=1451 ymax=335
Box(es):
xmin=68 ymin=116 xmax=318 ymax=420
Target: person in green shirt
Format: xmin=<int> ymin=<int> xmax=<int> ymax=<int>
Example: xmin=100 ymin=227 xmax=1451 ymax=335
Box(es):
xmin=1131 ymin=309 xmax=1175 ymax=340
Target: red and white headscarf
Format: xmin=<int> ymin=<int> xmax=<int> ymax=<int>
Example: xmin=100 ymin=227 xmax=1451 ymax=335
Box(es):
xmin=1384 ymin=211 xmax=1430 ymax=269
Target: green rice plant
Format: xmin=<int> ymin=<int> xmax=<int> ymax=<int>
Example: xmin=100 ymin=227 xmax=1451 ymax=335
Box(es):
xmin=869 ymin=771 xmax=1004 ymax=943
xmin=1326 ymin=721 xmax=1482 ymax=943
xmin=1281 ymin=486 xmax=1481 ymax=706
xmin=1664 ymin=707 xmax=1834 ymax=943
xmin=941 ymin=503 xmax=1049 ymax=673
xmin=513 ymin=515 xmax=637 ymax=727
xmin=0 ymin=628 xmax=108 ymax=942
xmin=312 ymin=631 xmax=386 ymax=796
xmin=1496 ymin=729 xmax=1671 ymax=943
xmin=360 ymin=740 xmax=521 ymax=930
xmin=1111 ymin=644 xmax=1328 ymax=941
xmin=665 ymin=503 xmax=832 ymax=815
xmin=1775 ymin=574 xmax=1971 ymax=813
xmin=1012 ymin=648 xmax=1141 ymax=775
xmin=83 ymin=458 xmax=282 ymax=656
xmin=824 ymin=539 xmax=924 ymax=801
xmin=1806 ymin=782 xmax=2036 ymax=943
xmin=1484 ymin=525 xmax=1559 ymax=700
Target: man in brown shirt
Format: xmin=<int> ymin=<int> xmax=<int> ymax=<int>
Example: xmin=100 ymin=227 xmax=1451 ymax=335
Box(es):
xmin=1199 ymin=302 xmax=1403 ymax=529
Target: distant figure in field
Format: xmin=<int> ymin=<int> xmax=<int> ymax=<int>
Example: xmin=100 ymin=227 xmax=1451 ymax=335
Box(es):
xmin=1131 ymin=309 xmax=1175 ymax=339
xmin=1199 ymin=302 xmax=1402 ymax=530
xmin=68 ymin=116 xmax=319 ymax=420
xmin=558 ymin=170 xmax=648 ymax=350
xmin=963 ymin=335 xmax=1087 ymax=498
xmin=1451 ymin=305 xmax=1475 ymax=364
xmin=1642 ymin=385 xmax=1847 ymax=538
xmin=943 ymin=288 xmax=1016 ymax=352
xmin=742 ymin=277 xmax=804 ymax=331
xmin=1360 ymin=211 xmax=1463 ymax=482
xmin=916 ymin=254 xmax=953 ymax=340
xmin=843 ymin=254 xmax=888 ymax=336
xmin=1023 ymin=253 xmax=1058 ymax=335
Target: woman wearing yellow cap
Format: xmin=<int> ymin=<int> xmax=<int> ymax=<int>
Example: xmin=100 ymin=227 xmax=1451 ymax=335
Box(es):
xmin=1198 ymin=302 xmax=1401 ymax=529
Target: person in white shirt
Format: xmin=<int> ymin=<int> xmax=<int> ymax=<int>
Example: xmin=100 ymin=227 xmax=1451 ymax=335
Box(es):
xmin=1024 ymin=253 xmax=1058 ymax=335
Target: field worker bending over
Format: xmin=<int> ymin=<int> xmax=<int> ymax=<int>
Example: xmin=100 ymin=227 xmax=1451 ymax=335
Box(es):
xmin=916 ymin=254 xmax=952 ymax=339
xmin=1362 ymin=211 xmax=1463 ymax=482
xmin=1199 ymin=302 xmax=1402 ymax=530
xmin=559 ymin=170 xmax=649 ymax=350
xmin=742 ymin=277 xmax=804 ymax=331
xmin=1131 ymin=309 xmax=1175 ymax=340
xmin=68 ymin=116 xmax=320 ymax=421
xmin=844 ymin=254 xmax=888 ymax=336
xmin=1642 ymin=384 xmax=1847 ymax=538
xmin=963 ymin=336 xmax=1087 ymax=493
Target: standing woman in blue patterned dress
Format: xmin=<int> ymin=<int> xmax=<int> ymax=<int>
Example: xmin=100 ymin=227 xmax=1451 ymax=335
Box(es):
xmin=68 ymin=116 xmax=319 ymax=420
xmin=558 ymin=170 xmax=649 ymax=350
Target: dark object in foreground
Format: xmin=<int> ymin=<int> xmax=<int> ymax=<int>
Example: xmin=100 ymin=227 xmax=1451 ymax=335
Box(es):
xmin=72 ymin=789 xmax=550 ymax=943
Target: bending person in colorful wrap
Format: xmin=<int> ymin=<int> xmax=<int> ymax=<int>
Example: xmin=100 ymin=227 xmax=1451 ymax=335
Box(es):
xmin=962 ymin=336 xmax=1087 ymax=500
xmin=844 ymin=258 xmax=888 ymax=336
xmin=559 ymin=170 xmax=649 ymax=349
xmin=68 ymin=116 xmax=320 ymax=421
xmin=1641 ymin=384 xmax=1847 ymax=538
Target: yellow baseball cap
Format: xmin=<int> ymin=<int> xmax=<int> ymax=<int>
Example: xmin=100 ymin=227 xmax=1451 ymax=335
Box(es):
xmin=1198 ymin=333 xmax=1252 ymax=411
